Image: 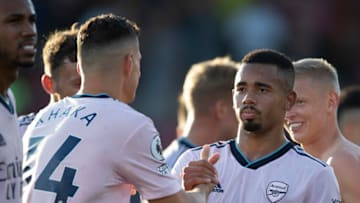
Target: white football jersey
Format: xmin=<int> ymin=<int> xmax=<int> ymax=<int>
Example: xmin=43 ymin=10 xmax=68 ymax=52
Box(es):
xmin=173 ymin=140 xmax=342 ymax=203
xmin=0 ymin=89 xmax=22 ymax=203
xmin=23 ymin=94 xmax=180 ymax=203
xmin=163 ymin=137 xmax=196 ymax=168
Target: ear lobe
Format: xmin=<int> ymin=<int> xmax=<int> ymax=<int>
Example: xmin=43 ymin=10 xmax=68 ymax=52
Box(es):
xmin=286 ymin=91 xmax=296 ymax=110
xmin=41 ymin=74 xmax=56 ymax=95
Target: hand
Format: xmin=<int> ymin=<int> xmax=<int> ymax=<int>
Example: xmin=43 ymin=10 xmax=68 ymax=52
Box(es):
xmin=182 ymin=145 xmax=220 ymax=192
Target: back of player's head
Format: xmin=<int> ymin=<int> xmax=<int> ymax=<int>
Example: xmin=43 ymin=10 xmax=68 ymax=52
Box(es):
xmin=77 ymin=13 xmax=140 ymax=66
xmin=183 ymin=56 xmax=239 ymax=114
xmin=42 ymin=23 xmax=78 ymax=77
xmin=338 ymin=85 xmax=360 ymax=121
xmin=293 ymin=58 xmax=340 ymax=94
xmin=241 ymin=49 xmax=294 ymax=93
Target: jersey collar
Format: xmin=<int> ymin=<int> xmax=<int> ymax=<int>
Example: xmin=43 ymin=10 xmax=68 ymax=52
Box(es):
xmin=0 ymin=92 xmax=15 ymax=114
xmin=230 ymin=140 xmax=293 ymax=169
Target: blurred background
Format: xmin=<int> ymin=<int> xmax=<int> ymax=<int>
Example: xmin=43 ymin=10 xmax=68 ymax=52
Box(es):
xmin=13 ymin=0 xmax=360 ymax=147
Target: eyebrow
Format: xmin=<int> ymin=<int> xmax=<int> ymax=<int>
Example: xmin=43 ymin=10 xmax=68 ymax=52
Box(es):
xmin=235 ymin=81 xmax=272 ymax=89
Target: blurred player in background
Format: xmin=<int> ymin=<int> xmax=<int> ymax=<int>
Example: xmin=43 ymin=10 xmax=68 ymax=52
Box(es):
xmin=174 ymin=49 xmax=342 ymax=202
xmin=23 ymin=13 xmax=218 ymax=203
xmin=0 ymin=0 xmax=37 ymax=202
xmin=338 ymin=85 xmax=360 ymax=146
xmin=18 ymin=24 xmax=80 ymax=135
xmin=164 ymin=57 xmax=238 ymax=168
xmin=285 ymin=58 xmax=360 ymax=202
xmin=21 ymin=25 xmax=80 ymax=195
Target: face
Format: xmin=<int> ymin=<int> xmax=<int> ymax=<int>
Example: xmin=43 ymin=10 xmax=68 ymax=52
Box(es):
xmin=233 ymin=63 xmax=291 ymax=134
xmin=285 ymin=76 xmax=329 ymax=144
xmin=0 ymin=0 xmax=37 ymax=68
xmin=52 ymin=57 xmax=81 ymax=101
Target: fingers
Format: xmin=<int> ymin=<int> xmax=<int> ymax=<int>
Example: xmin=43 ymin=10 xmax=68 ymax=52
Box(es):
xmin=208 ymin=152 xmax=220 ymax=165
xmin=200 ymin=144 xmax=210 ymax=161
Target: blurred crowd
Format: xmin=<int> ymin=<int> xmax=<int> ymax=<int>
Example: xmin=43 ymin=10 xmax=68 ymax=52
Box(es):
xmin=13 ymin=0 xmax=360 ymax=146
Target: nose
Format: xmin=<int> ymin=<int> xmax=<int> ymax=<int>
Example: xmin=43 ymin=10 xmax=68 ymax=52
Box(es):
xmin=21 ymin=21 xmax=37 ymax=38
xmin=242 ymin=92 xmax=256 ymax=105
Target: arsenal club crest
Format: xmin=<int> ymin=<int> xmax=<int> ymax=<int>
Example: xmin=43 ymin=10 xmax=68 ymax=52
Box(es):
xmin=266 ymin=181 xmax=288 ymax=202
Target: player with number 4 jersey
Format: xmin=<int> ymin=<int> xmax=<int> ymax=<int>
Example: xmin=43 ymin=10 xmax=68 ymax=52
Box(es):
xmin=23 ymin=14 xmax=217 ymax=203
xmin=22 ymin=94 xmax=180 ymax=203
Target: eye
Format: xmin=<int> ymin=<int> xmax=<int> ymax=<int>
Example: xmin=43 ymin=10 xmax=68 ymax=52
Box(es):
xmin=295 ymin=99 xmax=305 ymax=105
xmin=259 ymin=88 xmax=268 ymax=93
xmin=236 ymin=86 xmax=246 ymax=93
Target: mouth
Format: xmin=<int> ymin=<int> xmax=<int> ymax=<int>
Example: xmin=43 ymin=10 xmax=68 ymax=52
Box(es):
xmin=240 ymin=107 xmax=259 ymax=120
xmin=19 ymin=43 xmax=37 ymax=55
xmin=287 ymin=122 xmax=303 ymax=133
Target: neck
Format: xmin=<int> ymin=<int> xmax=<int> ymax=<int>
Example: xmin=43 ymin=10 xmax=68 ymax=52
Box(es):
xmin=183 ymin=114 xmax=223 ymax=146
xmin=0 ymin=64 xmax=18 ymax=97
xmin=79 ymin=71 xmax=126 ymax=102
xmin=237 ymin=124 xmax=286 ymax=162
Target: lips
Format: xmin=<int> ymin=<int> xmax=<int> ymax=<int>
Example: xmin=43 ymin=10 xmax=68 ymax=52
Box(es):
xmin=240 ymin=107 xmax=259 ymax=120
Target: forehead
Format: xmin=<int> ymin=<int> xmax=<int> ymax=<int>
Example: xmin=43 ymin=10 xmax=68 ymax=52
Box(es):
xmin=235 ymin=63 xmax=281 ymax=86
xmin=0 ymin=0 xmax=35 ymax=19
xmin=293 ymin=76 xmax=323 ymax=98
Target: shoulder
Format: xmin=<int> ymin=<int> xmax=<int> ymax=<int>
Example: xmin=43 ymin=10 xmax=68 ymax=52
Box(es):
xmin=18 ymin=112 xmax=36 ymax=127
xmin=328 ymin=141 xmax=360 ymax=181
xmin=290 ymin=145 xmax=328 ymax=168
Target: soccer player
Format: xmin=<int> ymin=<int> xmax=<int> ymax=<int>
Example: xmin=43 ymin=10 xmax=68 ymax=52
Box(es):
xmin=173 ymin=49 xmax=342 ymax=202
xmin=338 ymin=85 xmax=360 ymax=146
xmin=21 ymin=25 xmax=80 ymax=194
xmin=164 ymin=57 xmax=238 ymax=168
xmin=0 ymin=0 xmax=37 ymax=202
xmin=23 ymin=13 xmax=218 ymax=203
xmin=18 ymin=24 xmax=80 ymax=135
xmin=285 ymin=58 xmax=360 ymax=202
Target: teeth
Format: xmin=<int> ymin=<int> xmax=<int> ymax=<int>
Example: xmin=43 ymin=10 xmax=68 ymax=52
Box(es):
xmin=23 ymin=45 xmax=34 ymax=50
xmin=289 ymin=123 xmax=301 ymax=128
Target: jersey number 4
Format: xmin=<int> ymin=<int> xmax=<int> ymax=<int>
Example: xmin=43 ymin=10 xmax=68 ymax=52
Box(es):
xmin=35 ymin=135 xmax=81 ymax=203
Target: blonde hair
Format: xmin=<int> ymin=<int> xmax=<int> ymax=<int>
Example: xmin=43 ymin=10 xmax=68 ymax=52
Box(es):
xmin=293 ymin=58 xmax=340 ymax=94
xmin=182 ymin=56 xmax=239 ymax=114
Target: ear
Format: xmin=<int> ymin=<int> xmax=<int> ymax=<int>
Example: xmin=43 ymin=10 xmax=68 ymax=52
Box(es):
xmin=41 ymin=74 xmax=56 ymax=95
xmin=76 ymin=63 xmax=81 ymax=75
xmin=123 ymin=53 xmax=133 ymax=77
xmin=285 ymin=91 xmax=297 ymax=110
xmin=328 ymin=91 xmax=339 ymax=112
xmin=214 ymin=99 xmax=230 ymax=120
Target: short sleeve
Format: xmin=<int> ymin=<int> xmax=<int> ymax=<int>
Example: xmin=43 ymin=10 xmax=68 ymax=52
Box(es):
xmin=116 ymin=118 xmax=181 ymax=200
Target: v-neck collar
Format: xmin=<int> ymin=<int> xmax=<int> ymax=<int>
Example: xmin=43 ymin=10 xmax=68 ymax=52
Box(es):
xmin=230 ymin=140 xmax=293 ymax=169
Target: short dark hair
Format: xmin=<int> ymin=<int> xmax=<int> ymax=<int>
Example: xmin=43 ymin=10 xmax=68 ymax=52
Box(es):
xmin=42 ymin=23 xmax=78 ymax=76
xmin=338 ymin=85 xmax=360 ymax=120
xmin=78 ymin=13 xmax=140 ymax=53
xmin=241 ymin=49 xmax=294 ymax=92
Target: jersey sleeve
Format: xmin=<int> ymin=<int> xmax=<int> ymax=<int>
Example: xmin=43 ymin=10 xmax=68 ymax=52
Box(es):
xmin=305 ymin=166 xmax=342 ymax=202
xmin=116 ymin=118 xmax=181 ymax=201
